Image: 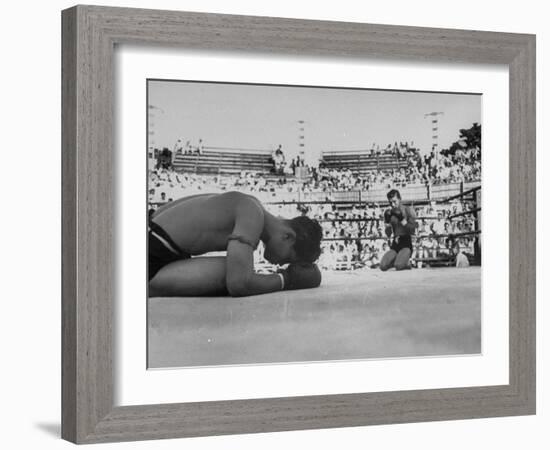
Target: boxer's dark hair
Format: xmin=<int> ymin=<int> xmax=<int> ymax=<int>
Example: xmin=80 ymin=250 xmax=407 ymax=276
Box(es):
xmin=289 ymin=216 xmax=323 ymax=263
xmin=386 ymin=189 xmax=401 ymax=200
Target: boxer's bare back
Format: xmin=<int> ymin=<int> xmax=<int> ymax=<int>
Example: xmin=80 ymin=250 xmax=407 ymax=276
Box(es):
xmin=152 ymin=192 xmax=264 ymax=255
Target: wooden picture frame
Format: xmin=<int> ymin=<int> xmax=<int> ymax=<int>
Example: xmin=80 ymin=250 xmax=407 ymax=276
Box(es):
xmin=62 ymin=5 xmax=536 ymax=444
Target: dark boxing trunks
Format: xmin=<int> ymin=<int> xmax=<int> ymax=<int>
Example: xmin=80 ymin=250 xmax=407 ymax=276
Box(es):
xmin=390 ymin=234 xmax=413 ymax=253
xmin=148 ymin=221 xmax=190 ymax=281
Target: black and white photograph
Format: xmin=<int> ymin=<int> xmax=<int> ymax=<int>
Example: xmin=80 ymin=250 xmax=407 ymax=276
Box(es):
xmin=146 ymin=79 xmax=482 ymax=368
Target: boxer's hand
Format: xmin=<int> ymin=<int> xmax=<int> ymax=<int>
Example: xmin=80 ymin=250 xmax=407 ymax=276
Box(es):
xmin=391 ymin=207 xmax=404 ymax=221
xmin=281 ymin=263 xmax=322 ymax=290
xmin=384 ymin=209 xmax=392 ymax=224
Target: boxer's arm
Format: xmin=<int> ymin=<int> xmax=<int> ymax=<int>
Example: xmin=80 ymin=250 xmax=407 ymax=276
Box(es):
xmin=403 ymin=206 xmax=417 ymax=234
xmin=225 ymin=197 xmax=283 ymax=297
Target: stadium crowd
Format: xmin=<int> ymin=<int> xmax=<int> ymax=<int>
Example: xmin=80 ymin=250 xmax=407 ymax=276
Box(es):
xmin=259 ymin=201 xmax=477 ymax=271
xmin=148 ymin=141 xmax=480 ymax=270
xmin=314 ymin=145 xmax=481 ymax=190
xmin=149 ymin=137 xmax=480 ymax=202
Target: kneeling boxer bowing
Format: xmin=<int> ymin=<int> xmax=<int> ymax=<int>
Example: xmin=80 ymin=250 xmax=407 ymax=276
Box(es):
xmin=380 ymin=189 xmax=417 ymax=271
xmin=148 ymin=191 xmax=323 ymax=297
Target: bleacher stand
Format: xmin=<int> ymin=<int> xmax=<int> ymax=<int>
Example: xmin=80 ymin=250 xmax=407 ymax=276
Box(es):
xmin=321 ymin=149 xmax=408 ymax=175
xmin=171 ymin=146 xmax=274 ymax=175
xmin=320 ymin=143 xmax=414 ymax=176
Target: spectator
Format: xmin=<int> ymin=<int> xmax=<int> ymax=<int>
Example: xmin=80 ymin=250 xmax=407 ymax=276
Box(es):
xmin=454 ymin=242 xmax=470 ymax=268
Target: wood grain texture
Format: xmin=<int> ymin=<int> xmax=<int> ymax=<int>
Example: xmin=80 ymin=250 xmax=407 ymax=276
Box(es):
xmin=508 ymin=35 xmax=536 ymax=410
xmin=62 ymin=5 xmax=114 ymax=442
xmin=61 ymin=4 xmax=536 ymax=444
xmin=61 ymin=6 xmax=77 ymax=443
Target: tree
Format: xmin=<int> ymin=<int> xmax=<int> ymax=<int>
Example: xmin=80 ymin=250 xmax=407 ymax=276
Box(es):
xmin=444 ymin=122 xmax=481 ymax=156
xmin=459 ymin=122 xmax=481 ymax=151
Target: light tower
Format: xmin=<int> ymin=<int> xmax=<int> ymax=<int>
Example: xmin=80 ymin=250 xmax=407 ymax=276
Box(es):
xmin=147 ymin=104 xmax=165 ymax=170
xmin=147 ymin=104 xmax=164 ymax=152
xmin=295 ymin=119 xmax=307 ymax=179
xmin=424 ymin=111 xmax=444 ymax=156
xmin=297 ymin=119 xmax=306 ymax=158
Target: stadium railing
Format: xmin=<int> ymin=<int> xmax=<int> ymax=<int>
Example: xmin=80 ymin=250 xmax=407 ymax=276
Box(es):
xmin=259 ymin=181 xmax=480 ymax=205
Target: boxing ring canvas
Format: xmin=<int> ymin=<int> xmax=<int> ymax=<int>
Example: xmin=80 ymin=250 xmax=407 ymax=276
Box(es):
xmin=148 ymin=269 xmax=482 ymax=367
xmin=62 ymin=5 xmax=535 ymax=444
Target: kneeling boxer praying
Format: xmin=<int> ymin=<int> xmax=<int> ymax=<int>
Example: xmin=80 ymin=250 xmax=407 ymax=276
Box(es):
xmin=148 ymin=191 xmax=323 ymax=297
xmin=380 ymin=189 xmax=417 ymax=271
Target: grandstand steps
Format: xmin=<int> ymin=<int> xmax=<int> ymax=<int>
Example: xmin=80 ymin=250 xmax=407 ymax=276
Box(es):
xmin=176 ymin=162 xmax=271 ymax=170
xmin=321 ymin=151 xmax=409 ymax=174
xmin=172 ymin=147 xmax=274 ymax=174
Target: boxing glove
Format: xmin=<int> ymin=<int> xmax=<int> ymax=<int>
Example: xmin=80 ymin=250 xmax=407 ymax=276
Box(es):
xmin=280 ymin=263 xmax=322 ymax=290
xmin=384 ymin=209 xmax=392 ymax=224
xmin=391 ymin=207 xmax=404 ymax=221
